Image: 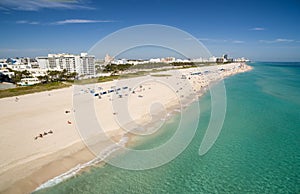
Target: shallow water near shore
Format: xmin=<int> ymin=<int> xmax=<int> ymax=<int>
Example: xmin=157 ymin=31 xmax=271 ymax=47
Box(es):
xmin=36 ymin=62 xmax=300 ymax=193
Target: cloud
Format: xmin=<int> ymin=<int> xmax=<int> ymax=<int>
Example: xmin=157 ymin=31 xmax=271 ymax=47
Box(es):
xmin=0 ymin=0 xmax=94 ymax=11
xmin=250 ymin=27 xmax=266 ymax=31
xmin=198 ymin=38 xmax=228 ymax=43
xmin=199 ymin=38 xmax=245 ymax=44
xmin=0 ymin=6 xmax=9 ymax=11
xmin=232 ymin=40 xmax=245 ymax=44
xmin=260 ymin=38 xmax=294 ymax=43
xmin=53 ymin=19 xmax=115 ymax=25
xmin=29 ymin=21 xmax=40 ymax=25
xmin=14 ymin=18 xmax=114 ymax=25
xmin=275 ymin=38 xmax=294 ymax=42
xmin=16 ymin=20 xmax=40 ymax=25
xmin=16 ymin=20 xmax=28 ymax=24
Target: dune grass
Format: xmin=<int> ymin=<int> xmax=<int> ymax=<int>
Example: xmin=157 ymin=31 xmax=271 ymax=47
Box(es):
xmin=0 ymin=82 xmax=71 ymax=99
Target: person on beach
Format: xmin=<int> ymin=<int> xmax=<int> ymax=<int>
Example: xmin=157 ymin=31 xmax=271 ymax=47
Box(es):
xmin=34 ymin=130 xmax=53 ymax=140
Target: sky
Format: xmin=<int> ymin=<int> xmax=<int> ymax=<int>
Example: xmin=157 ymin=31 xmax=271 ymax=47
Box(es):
xmin=0 ymin=0 xmax=299 ymax=61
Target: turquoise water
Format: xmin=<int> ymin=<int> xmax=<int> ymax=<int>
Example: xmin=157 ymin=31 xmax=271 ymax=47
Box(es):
xmin=37 ymin=62 xmax=300 ymax=193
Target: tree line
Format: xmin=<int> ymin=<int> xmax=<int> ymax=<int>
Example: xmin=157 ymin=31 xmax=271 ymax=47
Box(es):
xmin=7 ymin=68 xmax=77 ymax=84
xmin=102 ymin=62 xmax=197 ymax=74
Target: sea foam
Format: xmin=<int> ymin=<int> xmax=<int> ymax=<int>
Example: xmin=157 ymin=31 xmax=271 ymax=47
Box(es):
xmin=34 ymin=136 xmax=128 ymax=191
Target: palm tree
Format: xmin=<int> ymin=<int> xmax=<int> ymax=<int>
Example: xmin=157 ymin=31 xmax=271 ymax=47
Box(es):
xmin=68 ymin=72 xmax=78 ymax=80
xmin=59 ymin=69 xmax=68 ymax=81
xmin=22 ymin=70 xmax=31 ymax=78
xmin=47 ymin=70 xmax=61 ymax=82
xmin=37 ymin=75 xmax=49 ymax=83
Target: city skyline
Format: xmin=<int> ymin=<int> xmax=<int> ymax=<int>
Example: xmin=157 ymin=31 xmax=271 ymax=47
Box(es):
xmin=0 ymin=0 xmax=299 ymax=61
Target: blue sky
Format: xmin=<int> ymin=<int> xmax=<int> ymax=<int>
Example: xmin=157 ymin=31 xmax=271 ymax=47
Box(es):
xmin=0 ymin=0 xmax=299 ymax=61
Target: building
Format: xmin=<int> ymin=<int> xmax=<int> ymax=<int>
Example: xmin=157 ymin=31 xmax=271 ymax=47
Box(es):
xmin=216 ymin=54 xmax=233 ymax=63
xmin=104 ymin=54 xmax=114 ymax=64
xmin=0 ymin=69 xmax=14 ymax=78
xmin=0 ymin=62 xmax=8 ymax=69
xmin=161 ymin=57 xmax=175 ymax=63
xmin=112 ymin=59 xmax=128 ymax=65
xmin=36 ymin=57 xmax=49 ymax=69
xmin=47 ymin=53 xmax=81 ymax=72
xmin=149 ymin=58 xmax=161 ymax=63
xmin=80 ymin=53 xmax=95 ymax=76
xmin=36 ymin=53 xmax=95 ymax=76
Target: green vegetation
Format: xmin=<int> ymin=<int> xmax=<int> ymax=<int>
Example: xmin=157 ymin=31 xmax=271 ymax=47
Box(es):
xmin=94 ymin=62 xmax=216 ymax=84
xmin=0 ymin=68 xmax=78 ymax=98
xmin=95 ymin=64 xmax=102 ymax=74
xmin=74 ymin=75 xmax=121 ymax=85
xmin=74 ymin=71 xmax=150 ymax=85
xmin=45 ymin=69 xmax=77 ymax=82
xmin=0 ymin=82 xmax=71 ymax=99
xmin=99 ymin=61 xmax=219 ymax=76
xmin=102 ymin=61 xmax=213 ymax=74
xmin=7 ymin=68 xmax=77 ymax=83
xmin=150 ymin=74 xmax=172 ymax=77
xmin=73 ymin=78 xmax=99 ymax=85
xmin=170 ymin=62 xmax=196 ymax=67
xmin=119 ymin=71 xmax=149 ymax=78
xmin=102 ymin=62 xmax=188 ymax=74
xmin=133 ymin=62 xmax=172 ymax=69
xmin=98 ymin=75 xmax=120 ymax=82
xmin=8 ymin=69 xmax=31 ymax=83
xmin=103 ymin=63 xmax=133 ymax=74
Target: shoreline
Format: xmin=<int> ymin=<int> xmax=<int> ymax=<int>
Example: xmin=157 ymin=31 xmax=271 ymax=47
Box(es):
xmin=0 ymin=63 xmax=253 ymax=194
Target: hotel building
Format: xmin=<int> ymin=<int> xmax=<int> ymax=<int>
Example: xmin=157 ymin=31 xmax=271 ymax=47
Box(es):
xmin=36 ymin=53 xmax=95 ymax=76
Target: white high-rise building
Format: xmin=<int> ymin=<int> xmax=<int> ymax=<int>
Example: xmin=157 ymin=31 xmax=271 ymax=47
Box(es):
xmin=36 ymin=53 xmax=95 ymax=76
xmin=80 ymin=53 xmax=95 ymax=76
xmin=36 ymin=57 xmax=49 ymax=69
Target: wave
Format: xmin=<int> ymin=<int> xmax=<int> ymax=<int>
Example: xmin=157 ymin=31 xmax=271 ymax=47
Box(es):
xmin=34 ymin=136 xmax=129 ymax=192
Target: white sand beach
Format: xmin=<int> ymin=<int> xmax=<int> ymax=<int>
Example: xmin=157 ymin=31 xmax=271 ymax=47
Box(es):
xmin=0 ymin=63 xmax=252 ymax=193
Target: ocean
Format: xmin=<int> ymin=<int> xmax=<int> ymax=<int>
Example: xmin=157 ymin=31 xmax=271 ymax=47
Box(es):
xmin=36 ymin=62 xmax=300 ymax=193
